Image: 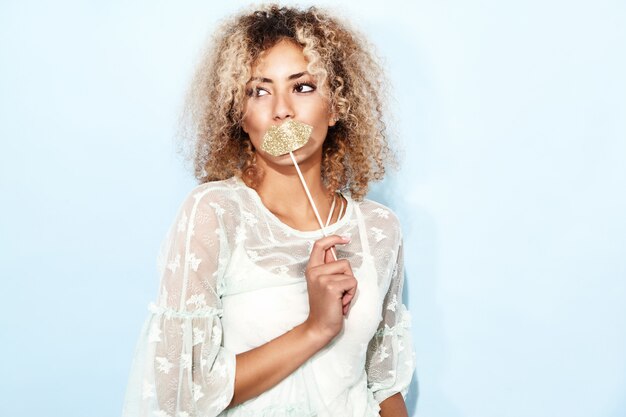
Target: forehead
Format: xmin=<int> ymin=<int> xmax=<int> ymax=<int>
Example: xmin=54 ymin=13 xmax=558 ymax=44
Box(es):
xmin=252 ymin=40 xmax=308 ymax=76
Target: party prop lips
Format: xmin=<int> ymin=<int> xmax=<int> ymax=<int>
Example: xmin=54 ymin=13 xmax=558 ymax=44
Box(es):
xmin=261 ymin=120 xmax=313 ymax=156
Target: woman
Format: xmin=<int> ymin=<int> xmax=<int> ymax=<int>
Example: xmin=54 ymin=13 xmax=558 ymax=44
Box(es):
xmin=123 ymin=5 xmax=415 ymax=417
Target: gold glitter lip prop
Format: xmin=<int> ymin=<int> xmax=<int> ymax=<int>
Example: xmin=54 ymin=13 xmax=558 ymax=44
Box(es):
xmin=260 ymin=120 xmax=313 ymax=156
xmin=260 ymin=120 xmax=338 ymax=261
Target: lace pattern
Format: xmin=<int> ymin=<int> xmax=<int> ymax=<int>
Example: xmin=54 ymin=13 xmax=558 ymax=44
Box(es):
xmin=122 ymin=177 xmax=415 ymax=416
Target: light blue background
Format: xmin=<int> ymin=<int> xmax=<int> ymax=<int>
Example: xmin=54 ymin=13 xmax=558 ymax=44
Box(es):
xmin=1 ymin=1 xmax=625 ymax=416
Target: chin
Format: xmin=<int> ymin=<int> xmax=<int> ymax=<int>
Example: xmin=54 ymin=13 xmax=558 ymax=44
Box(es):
xmin=257 ymin=150 xmax=297 ymax=166
xmin=259 ymin=149 xmax=316 ymax=168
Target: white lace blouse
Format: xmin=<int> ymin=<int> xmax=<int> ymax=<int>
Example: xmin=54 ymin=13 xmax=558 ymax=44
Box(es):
xmin=122 ymin=176 xmax=415 ymax=417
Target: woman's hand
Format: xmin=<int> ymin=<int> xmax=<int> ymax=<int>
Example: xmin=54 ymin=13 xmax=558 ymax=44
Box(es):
xmin=304 ymin=235 xmax=357 ymax=343
xmin=228 ymin=234 xmax=355 ymax=406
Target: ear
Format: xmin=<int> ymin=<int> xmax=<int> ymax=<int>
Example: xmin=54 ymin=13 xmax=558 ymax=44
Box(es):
xmin=328 ymin=110 xmax=338 ymax=127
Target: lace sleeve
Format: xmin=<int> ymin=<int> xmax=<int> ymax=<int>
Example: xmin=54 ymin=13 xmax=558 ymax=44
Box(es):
xmin=122 ymin=186 xmax=236 ymax=417
xmin=365 ymin=240 xmax=416 ymax=403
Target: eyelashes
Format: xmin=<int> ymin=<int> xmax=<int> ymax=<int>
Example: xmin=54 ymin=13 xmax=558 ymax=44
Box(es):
xmin=293 ymin=82 xmax=316 ymax=93
xmin=246 ymin=82 xmax=317 ymax=97
xmin=246 ymin=87 xmax=269 ymax=97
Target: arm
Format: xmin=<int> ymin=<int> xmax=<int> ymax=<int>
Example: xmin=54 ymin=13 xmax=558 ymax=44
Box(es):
xmin=228 ymin=321 xmax=325 ymax=406
xmin=123 ymin=188 xmax=236 ymax=417
xmin=379 ymin=392 xmax=409 ymax=417
xmin=366 ymin=240 xmax=416 ymax=410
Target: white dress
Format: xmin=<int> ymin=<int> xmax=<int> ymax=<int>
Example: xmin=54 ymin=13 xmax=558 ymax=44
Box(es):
xmin=122 ymin=176 xmax=415 ymax=417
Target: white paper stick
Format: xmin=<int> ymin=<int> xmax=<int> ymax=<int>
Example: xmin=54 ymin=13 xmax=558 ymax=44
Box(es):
xmin=289 ymin=151 xmax=338 ymax=261
xmin=325 ymin=194 xmax=336 ymax=227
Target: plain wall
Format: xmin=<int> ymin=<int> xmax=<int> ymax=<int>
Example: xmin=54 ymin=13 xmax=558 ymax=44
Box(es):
xmin=1 ymin=1 xmax=624 ymax=416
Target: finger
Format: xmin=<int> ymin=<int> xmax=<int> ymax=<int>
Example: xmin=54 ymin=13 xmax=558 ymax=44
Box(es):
xmin=327 ymin=246 xmax=339 ymax=263
xmin=324 ymin=246 xmax=336 ymax=264
xmin=311 ymin=259 xmax=354 ymax=277
xmin=342 ymin=287 xmax=357 ymax=315
xmin=343 ymin=303 xmax=352 ymax=315
xmin=330 ymin=276 xmax=358 ymax=299
xmin=316 ymin=276 xmax=356 ymax=302
xmin=309 ymin=235 xmax=351 ymax=267
xmin=341 ymin=284 xmax=357 ymax=307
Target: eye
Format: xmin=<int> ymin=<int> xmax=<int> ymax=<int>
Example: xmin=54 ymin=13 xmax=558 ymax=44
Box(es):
xmin=247 ymin=86 xmax=269 ymax=97
xmin=254 ymin=87 xmax=269 ymax=97
xmin=294 ymin=82 xmax=316 ymax=93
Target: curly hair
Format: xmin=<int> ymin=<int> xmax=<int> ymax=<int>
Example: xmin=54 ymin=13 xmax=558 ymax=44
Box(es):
xmin=179 ymin=4 xmax=396 ymax=200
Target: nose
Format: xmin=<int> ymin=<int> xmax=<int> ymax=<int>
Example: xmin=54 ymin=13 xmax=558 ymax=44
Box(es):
xmin=273 ymin=91 xmax=294 ymax=121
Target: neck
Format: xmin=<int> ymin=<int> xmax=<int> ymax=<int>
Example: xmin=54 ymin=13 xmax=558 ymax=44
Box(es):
xmin=254 ymin=152 xmax=332 ymax=230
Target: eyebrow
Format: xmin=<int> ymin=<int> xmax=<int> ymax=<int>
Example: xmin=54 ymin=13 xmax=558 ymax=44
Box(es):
xmin=248 ymin=72 xmax=308 ymax=84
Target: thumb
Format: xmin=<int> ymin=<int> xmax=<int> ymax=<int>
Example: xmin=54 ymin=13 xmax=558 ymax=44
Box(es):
xmin=324 ymin=246 xmax=336 ymax=263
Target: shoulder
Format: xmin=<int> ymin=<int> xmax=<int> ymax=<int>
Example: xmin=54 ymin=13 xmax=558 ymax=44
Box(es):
xmin=180 ymin=176 xmax=244 ymax=206
xmin=175 ymin=176 xmax=246 ymax=219
xmin=356 ymin=198 xmax=402 ymax=231
xmin=354 ymin=197 xmax=403 ymax=248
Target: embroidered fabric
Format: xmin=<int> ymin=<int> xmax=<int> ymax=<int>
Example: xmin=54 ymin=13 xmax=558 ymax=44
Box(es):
xmin=122 ymin=176 xmax=415 ymax=417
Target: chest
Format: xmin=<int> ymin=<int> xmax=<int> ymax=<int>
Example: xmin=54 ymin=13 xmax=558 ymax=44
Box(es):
xmin=220 ymin=243 xmax=384 ymax=355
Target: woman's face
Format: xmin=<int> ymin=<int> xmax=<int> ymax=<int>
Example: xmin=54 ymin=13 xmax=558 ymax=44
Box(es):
xmin=242 ymin=39 xmax=336 ymax=167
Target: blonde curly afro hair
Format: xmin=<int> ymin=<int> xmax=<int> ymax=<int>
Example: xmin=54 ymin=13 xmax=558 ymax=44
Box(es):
xmin=179 ymin=4 xmax=396 ymax=200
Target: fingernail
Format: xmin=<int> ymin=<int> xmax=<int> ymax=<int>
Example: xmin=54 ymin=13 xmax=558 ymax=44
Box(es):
xmin=341 ymin=235 xmax=351 ymax=242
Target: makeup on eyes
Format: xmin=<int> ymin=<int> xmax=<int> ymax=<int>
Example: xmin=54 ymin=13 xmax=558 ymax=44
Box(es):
xmin=245 ymin=72 xmax=317 ymax=97
xmin=246 ymin=80 xmax=317 ymax=97
xmin=293 ymin=81 xmax=316 ymax=93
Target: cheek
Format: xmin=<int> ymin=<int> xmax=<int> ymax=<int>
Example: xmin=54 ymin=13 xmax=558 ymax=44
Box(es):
xmin=241 ymin=111 xmax=258 ymax=135
xmin=241 ymin=116 xmax=265 ymax=150
xmin=310 ymin=101 xmax=333 ymax=125
xmin=242 ymin=104 xmax=269 ymax=133
xmin=241 ymin=102 xmax=250 ymax=133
